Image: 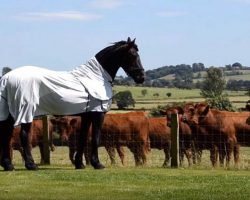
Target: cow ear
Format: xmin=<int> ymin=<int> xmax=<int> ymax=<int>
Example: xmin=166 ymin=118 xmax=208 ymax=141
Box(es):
xmin=50 ymin=118 xmax=56 ymax=125
xmin=202 ymin=105 xmax=210 ymax=116
xmin=159 ymin=109 xmax=166 ymax=115
xmin=70 ymin=118 xmax=77 ymax=126
xmin=177 ymin=106 xmax=184 ymax=114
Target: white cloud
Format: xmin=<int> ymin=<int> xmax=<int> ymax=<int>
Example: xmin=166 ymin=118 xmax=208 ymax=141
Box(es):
xmin=156 ymin=11 xmax=188 ymax=17
xmin=15 ymin=11 xmax=102 ymax=21
xmin=89 ymin=0 xmax=124 ymax=9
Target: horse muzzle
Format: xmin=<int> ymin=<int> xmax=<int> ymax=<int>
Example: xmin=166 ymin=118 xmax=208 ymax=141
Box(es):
xmin=134 ymin=74 xmax=145 ymax=84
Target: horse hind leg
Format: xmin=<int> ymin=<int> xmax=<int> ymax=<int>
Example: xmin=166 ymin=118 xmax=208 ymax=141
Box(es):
xmin=20 ymin=123 xmax=38 ymax=170
xmin=0 ymin=115 xmax=15 ymax=171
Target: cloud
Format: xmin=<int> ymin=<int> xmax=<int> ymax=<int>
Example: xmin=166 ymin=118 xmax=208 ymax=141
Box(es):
xmin=156 ymin=11 xmax=188 ymax=17
xmin=89 ymin=0 xmax=124 ymax=9
xmin=15 ymin=11 xmax=102 ymax=21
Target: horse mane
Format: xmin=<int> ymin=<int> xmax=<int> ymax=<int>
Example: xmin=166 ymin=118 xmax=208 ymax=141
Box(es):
xmin=96 ymin=40 xmax=138 ymax=57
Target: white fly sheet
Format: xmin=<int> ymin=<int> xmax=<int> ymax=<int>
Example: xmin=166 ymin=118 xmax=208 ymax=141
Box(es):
xmin=0 ymin=57 xmax=113 ymax=126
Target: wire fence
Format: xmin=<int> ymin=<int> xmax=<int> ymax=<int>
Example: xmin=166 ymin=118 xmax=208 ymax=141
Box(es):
xmin=10 ymin=113 xmax=250 ymax=170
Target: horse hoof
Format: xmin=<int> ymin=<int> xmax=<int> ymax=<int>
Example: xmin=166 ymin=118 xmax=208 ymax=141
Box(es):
xmin=25 ymin=162 xmax=38 ymax=170
xmin=1 ymin=159 xmax=15 ymax=171
xmin=91 ymin=162 xmax=105 ymax=170
xmin=75 ymin=163 xmax=85 ymax=170
xmin=4 ymin=165 xmax=15 ymax=171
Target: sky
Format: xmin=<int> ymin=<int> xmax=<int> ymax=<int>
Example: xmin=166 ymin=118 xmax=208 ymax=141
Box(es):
xmin=1 ymin=0 xmax=250 ymax=76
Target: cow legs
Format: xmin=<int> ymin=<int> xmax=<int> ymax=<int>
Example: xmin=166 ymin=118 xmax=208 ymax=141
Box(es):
xmin=106 ymin=146 xmax=116 ymax=165
xmin=233 ymin=144 xmax=240 ymax=168
xmin=20 ymin=123 xmax=38 ymax=170
xmin=38 ymin=144 xmax=45 ymax=164
xmin=162 ymin=147 xmax=170 ymax=167
xmin=0 ymin=115 xmax=15 ymax=171
xmin=225 ymin=138 xmax=236 ymax=168
xmin=218 ymin=142 xmax=226 ymax=167
xmin=89 ymin=112 xmax=105 ymax=169
xmin=117 ymin=146 xmax=125 ymax=166
xmin=210 ymin=144 xmax=219 ymax=167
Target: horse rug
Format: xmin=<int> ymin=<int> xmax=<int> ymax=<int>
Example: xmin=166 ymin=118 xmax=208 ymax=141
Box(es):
xmin=0 ymin=57 xmax=113 ymax=126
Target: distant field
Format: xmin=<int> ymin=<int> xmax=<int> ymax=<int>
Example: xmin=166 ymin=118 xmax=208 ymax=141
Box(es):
xmin=161 ymin=69 xmax=250 ymax=83
xmin=112 ymin=86 xmax=249 ymax=110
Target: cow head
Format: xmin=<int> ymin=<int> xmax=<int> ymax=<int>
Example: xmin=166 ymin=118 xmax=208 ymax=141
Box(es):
xmin=246 ymin=116 xmax=250 ymax=125
xmin=187 ymin=103 xmax=210 ymax=126
xmin=165 ymin=106 xmax=184 ymax=127
xmin=50 ymin=117 xmax=72 ymax=142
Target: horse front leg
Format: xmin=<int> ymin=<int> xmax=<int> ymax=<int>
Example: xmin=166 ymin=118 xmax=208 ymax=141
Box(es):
xmin=0 ymin=115 xmax=15 ymax=171
xmin=20 ymin=123 xmax=38 ymax=170
xmin=74 ymin=114 xmax=91 ymax=169
xmin=90 ymin=112 xmax=105 ymax=169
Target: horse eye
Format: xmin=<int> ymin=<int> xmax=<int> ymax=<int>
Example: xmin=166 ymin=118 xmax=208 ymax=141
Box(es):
xmin=128 ymin=49 xmax=137 ymax=57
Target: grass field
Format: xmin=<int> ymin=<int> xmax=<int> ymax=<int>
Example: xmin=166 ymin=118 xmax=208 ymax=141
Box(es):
xmin=1 ymin=147 xmax=250 ymax=200
xmin=112 ymin=86 xmax=249 ymax=110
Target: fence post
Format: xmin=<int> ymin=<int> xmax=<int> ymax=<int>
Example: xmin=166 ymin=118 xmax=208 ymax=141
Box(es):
xmin=42 ymin=115 xmax=50 ymax=164
xmin=171 ymin=113 xmax=179 ymax=168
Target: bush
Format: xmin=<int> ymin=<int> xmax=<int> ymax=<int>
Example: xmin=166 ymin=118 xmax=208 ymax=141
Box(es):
xmin=206 ymin=95 xmax=235 ymax=111
xmin=113 ymin=90 xmax=135 ymax=109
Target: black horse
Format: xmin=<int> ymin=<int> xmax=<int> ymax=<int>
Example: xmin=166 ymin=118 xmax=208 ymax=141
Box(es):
xmin=0 ymin=37 xmax=145 ymax=171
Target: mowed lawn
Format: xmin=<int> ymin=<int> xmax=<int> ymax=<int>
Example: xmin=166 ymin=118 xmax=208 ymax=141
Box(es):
xmin=1 ymin=147 xmax=250 ymax=200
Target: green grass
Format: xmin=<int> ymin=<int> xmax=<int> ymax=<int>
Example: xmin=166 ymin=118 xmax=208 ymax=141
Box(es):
xmin=113 ymin=86 xmax=203 ymax=100
xmin=1 ymin=147 xmax=250 ymax=200
xmin=112 ymin=86 xmax=249 ymax=110
xmin=1 ymin=167 xmax=250 ymax=200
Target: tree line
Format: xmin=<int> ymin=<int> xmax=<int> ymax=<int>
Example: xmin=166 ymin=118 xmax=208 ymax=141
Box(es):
xmin=114 ymin=62 xmax=250 ymax=90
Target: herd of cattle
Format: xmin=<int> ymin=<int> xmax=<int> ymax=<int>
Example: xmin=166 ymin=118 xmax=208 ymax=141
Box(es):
xmin=9 ymin=102 xmax=250 ymax=168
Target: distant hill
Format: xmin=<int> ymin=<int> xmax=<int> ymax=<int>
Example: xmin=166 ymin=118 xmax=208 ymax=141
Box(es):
xmin=114 ymin=63 xmax=250 ymax=90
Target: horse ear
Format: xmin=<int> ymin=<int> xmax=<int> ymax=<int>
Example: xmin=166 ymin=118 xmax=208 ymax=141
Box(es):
xmin=127 ymin=37 xmax=136 ymax=44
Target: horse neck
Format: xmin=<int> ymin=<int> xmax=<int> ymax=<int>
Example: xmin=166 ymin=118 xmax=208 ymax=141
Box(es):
xmin=95 ymin=49 xmax=122 ymax=81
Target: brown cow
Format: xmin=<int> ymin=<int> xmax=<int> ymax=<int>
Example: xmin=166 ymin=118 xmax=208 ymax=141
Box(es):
xmin=52 ymin=111 xmax=150 ymax=166
xmin=11 ymin=119 xmax=55 ymax=164
xmin=246 ymin=116 xmax=250 ymax=125
xmin=100 ymin=112 xmax=150 ymax=166
xmin=56 ymin=116 xmax=125 ymax=166
xmin=148 ymin=117 xmax=170 ymax=167
xmin=164 ymin=106 xmax=194 ymax=167
xmin=183 ymin=102 xmax=250 ymax=168
xmin=183 ymin=102 xmax=233 ymax=166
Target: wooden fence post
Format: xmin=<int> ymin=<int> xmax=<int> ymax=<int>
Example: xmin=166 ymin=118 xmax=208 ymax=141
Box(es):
xmin=42 ymin=115 xmax=50 ymax=164
xmin=171 ymin=113 xmax=179 ymax=168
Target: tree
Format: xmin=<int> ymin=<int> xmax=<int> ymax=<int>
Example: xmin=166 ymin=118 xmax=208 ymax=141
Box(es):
xmin=232 ymin=62 xmax=242 ymax=69
xmin=113 ymin=90 xmax=135 ymax=109
xmin=246 ymin=88 xmax=250 ymax=96
xmin=141 ymin=89 xmax=148 ymax=97
xmin=166 ymin=92 xmax=172 ymax=97
xmin=200 ymin=68 xmax=226 ymax=98
xmin=153 ymin=93 xmax=159 ymax=98
xmin=200 ymin=67 xmax=234 ymax=111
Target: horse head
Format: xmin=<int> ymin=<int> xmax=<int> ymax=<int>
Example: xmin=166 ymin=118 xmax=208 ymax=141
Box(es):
xmin=120 ymin=37 xmax=145 ymax=84
xmin=95 ymin=37 xmax=145 ymax=84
